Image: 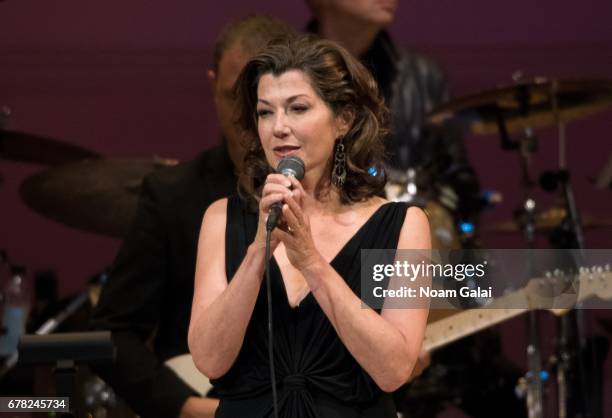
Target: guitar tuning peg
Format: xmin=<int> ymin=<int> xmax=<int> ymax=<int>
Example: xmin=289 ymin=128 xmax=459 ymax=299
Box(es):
xmin=553 ymin=269 xmax=562 ymax=277
xmin=604 ymin=264 xmax=610 ymax=272
xmin=545 ymin=271 xmax=552 ymax=278
xmin=515 ymin=377 xmax=527 ymax=399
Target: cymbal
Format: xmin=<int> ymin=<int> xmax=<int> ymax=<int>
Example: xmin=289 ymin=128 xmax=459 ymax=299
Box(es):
xmin=20 ymin=158 xmax=178 ymax=238
xmin=428 ymin=79 xmax=612 ymax=135
xmin=487 ymin=207 xmax=612 ymax=233
xmin=0 ymin=130 xmax=101 ymax=165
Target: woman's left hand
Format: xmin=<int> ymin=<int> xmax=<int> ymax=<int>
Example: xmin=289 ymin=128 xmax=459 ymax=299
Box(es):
xmin=275 ymin=176 xmax=323 ymax=272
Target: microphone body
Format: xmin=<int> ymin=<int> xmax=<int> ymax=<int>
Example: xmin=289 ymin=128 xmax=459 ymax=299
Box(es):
xmin=266 ymin=156 xmax=305 ymax=231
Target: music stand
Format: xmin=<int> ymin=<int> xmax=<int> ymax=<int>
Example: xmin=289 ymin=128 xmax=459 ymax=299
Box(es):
xmin=18 ymin=331 xmax=115 ymax=417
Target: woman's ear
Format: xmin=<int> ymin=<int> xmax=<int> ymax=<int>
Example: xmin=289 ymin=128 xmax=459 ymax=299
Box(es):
xmin=335 ymin=109 xmax=355 ymax=137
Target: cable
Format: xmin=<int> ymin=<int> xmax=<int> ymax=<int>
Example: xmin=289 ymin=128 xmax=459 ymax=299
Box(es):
xmin=265 ymin=229 xmax=279 ymax=418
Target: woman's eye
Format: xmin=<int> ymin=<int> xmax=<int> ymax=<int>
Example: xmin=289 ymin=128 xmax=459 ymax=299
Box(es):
xmin=257 ymin=109 xmax=271 ymax=118
xmin=290 ymin=105 xmax=308 ymax=113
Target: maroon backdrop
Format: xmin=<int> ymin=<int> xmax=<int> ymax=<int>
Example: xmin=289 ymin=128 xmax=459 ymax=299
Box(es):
xmin=1 ymin=1 xmax=611 ymax=416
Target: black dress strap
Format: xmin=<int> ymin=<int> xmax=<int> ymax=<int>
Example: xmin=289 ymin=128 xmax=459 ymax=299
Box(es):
xmin=225 ymin=195 xmax=258 ymax=281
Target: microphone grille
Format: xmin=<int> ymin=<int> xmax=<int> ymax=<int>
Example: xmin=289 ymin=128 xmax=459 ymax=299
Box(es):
xmin=277 ymin=156 xmax=305 ymax=180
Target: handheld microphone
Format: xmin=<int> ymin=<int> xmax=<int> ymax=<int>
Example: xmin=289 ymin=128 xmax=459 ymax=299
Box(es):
xmin=266 ymin=156 xmax=305 ymax=231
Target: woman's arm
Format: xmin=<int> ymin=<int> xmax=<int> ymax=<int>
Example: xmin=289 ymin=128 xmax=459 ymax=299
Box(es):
xmin=280 ymin=190 xmax=430 ymax=392
xmin=188 ymin=175 xmax=295 ymax=379
xmin=187 ymin=198 xmax=266 ymax=379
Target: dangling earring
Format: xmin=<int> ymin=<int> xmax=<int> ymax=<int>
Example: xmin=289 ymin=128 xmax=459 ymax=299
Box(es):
xmin=332 ymin=138 xmax=346 ymax=188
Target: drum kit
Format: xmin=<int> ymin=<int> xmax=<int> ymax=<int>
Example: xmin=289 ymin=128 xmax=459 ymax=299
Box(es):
xmin=1 ymin=77 xmax=612 ymax=417
xmin=386 ymin=78 xmax=612 ymax=251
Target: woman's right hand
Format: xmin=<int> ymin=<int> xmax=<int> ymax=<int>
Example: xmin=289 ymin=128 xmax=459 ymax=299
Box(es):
xmin=251 ymin=173 xmax=294 ymax=252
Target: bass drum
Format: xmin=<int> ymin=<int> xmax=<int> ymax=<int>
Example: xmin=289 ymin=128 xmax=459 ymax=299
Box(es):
xmin=423 ymin=200 xmax=461 ymax=250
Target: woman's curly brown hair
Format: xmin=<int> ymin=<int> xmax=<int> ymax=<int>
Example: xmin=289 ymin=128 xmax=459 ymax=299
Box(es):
xmin=234 ymin=34 xmax=388 ymax=206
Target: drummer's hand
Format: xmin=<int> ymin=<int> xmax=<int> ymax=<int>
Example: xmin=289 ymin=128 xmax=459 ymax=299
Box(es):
xmin=179 ymin=396 xmax=218 ymax=418
xmin=409 ymin=349 xmax=431 ymax=381
xmin=252 ymin=174 xmax=294 ymax=253
xmin=274 ymin=176 xmax=323 ymax=272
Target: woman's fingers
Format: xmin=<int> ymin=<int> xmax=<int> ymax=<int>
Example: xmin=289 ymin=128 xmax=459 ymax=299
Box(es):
xmin=274 ymin=227 xmax=292 ymax=243
xmin=284 ymin=192 xmax=305 ymax=224
xmin=290 ymin=186 xmax=302 ymax=207
xmin=281 ymin=203 xmax=300 ymax=230
xmin=262 ymin=182 xmax=291 ymax=199
xmin=260 ymin=192 xmax=288 ymax=213
xmin=265 ymin=174 xmax=292 ymax=188
xmin=261 ymin=175 xmax=293 ymax=209
xmin=288 ymin=176 xmax=305 ymax=194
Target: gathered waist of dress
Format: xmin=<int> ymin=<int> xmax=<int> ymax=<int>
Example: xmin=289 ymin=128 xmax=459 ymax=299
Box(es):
xmin=215 ymin=383 xmax=396 ymax=418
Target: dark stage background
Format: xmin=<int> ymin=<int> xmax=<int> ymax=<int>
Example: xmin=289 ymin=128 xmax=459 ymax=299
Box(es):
xmin=1 ymin=1 xmax=611 ymax=416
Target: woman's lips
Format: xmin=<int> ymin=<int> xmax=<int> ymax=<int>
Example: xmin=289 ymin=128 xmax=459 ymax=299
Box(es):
xmin=273 ymin=146 xmax=301 ymax=158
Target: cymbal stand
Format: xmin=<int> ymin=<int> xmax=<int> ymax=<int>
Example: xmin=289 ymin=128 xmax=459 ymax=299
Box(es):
xmin=496 ymin=82 xmax=545 ymax=418
xmin=519 ymin=128 xmax=545 ymax=418
xmin=546 ymin=82 xmax=591 ymax=418
xmin=513 ymin=128 xmax=546 ymax=418
xmin=549 ymin=80 xmax=585 ymax=250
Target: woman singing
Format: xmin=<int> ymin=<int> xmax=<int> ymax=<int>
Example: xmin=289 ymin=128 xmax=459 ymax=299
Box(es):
xmin=188 ymin=34 xmax=430 ymax=418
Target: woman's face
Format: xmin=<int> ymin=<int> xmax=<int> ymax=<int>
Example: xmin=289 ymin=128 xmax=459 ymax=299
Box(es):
xmin=256 ymin=69 xmax=349 ymax=183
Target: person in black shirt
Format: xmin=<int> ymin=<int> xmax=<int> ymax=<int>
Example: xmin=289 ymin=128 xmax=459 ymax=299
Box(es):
xmin=90 ymin=16 xmax=294 ymax=418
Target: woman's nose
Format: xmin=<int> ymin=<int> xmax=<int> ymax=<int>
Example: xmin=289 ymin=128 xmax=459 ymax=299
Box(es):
xmin=272 ymin=113 xmax=290 ymax=137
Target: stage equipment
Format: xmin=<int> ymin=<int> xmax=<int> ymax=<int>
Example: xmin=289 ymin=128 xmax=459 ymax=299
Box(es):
xmin=20 ymin=157 xmax=178 ymax=237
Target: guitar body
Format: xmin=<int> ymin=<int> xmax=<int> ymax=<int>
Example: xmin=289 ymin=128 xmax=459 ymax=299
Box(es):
xmin=165 ymin=354 xmax=213 ymax=397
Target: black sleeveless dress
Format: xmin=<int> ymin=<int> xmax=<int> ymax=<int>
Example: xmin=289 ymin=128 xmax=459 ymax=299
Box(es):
xmin=212 ymin=196 xmax=409 ymax=418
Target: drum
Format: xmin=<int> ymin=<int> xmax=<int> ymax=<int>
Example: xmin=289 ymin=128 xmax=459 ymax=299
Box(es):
xmin=384 ymin=175 xmax=460 ymax=250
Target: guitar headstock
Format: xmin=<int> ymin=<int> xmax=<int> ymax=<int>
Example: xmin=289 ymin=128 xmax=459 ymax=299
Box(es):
xmin=574 ymin=264 xmax=612 ymax=300
xmin=524 ymin=264 xmax=612 ymax=315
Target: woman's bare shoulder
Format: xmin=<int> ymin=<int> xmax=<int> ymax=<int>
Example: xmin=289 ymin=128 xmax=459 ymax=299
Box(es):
xmin=399 ymin=205 xmax=431 ymax=249
xmin=405 ymin=205 xmax=429 ymax=225
xmin=202 ymin=198 xmax=228 ymax=228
